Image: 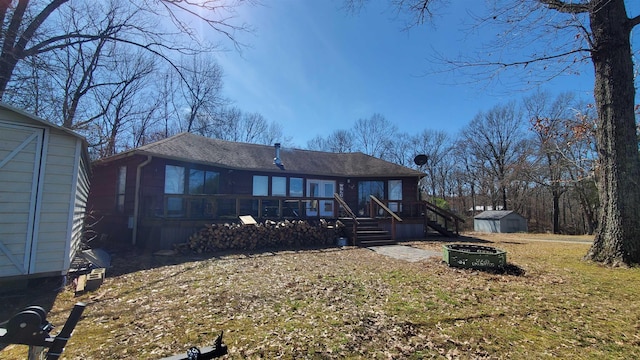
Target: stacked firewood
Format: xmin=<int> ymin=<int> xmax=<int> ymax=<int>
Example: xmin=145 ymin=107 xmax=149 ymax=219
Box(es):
xmin=179 ymin=219 xmax=345 ymax=253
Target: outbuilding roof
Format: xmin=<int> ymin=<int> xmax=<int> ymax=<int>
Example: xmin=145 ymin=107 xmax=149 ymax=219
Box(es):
xmin=0 ymin=102 xmax=87 ymax=142
xmin=474 ymin=210 xmax=521 ymax=220
xmin=95 ymin=132 xmax=424 ymax=178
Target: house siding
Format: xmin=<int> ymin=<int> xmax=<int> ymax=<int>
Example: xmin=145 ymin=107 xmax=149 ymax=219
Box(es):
xmin=88 ymin=155 xmax=146 ymax=245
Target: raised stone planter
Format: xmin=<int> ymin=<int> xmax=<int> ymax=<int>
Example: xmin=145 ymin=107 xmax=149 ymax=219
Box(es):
xmin=442 ymin=244 xmax=506 ymax=269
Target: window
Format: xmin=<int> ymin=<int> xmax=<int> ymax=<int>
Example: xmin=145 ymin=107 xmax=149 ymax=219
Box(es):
xmin=272 ymin=176 xmax=286 ymax=196
xmin=164 ymin=165 xmax=185 ymax=194
xmin=358 ymin=181 xmax=384 ymax=214
xmin=306 ymin=179 xmax=335 ymax=216
xmin=165 ymin=165 xmax=185 ymax=216
xmin=163 ymin=165 xmax=219 ymax=217
xmin=290 ymin=177 xmax=303 ymax=197
xmin=253 ymin=175 xmax=268 ymax=196
xmin=116 ymin=166 xmax=126 ymax=212
xmin=388 ymin=180 xmax=402 ymax=212
xmin=189 ymin=169 xmax=219 ymax=194
xmin=166 ymin=197 xmax=184 ymax=216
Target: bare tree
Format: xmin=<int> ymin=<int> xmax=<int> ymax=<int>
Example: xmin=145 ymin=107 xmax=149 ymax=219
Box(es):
xmin=410 ymin=129 xmax=451 ymax=200
xmin=260 ymin=121 xmax=291 ymax=146
xmin=93 ymin=50 xmax=156 ymax=157
xmin=326 ymin=129 xmax=355 ymax=153
xmin=178 ymin=55 xmax=226 ymax=134
xmin=524 ymin=91 xmax=577 ymax=233
xmin=207 ymin=106 xmax=243 ymax=140
xmin=205 ymin=107 xmax=289 ymax=145
xmin=386 ymin=132 xmax=414 ymax=167
xmin=306 ymin=135 xmax=329 ymax=151
xmin=350 ymin=0 xmax=640 ymax=265
xmin=352 ymin=113 xmax=397 ymax=159
xmin=0 ymin=0 xmax=250 ymax=100
xmin=306 ymin=129 xmax=355 ymax=153
xmin=460 ymin=102 xmax=531 ymax=211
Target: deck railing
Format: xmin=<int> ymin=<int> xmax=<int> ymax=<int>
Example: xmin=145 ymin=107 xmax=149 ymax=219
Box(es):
xmin=369 ymin=195 xmax=402 ymax=241
xmin=147 ymin=194 xmax=339 ymax=220
xmin=143 ymin=194 xmax=464 ymax=235
xmin=367 ymin=198 xmax=465 ymax=236
xmin=333 ymin=193 xmax=359 ymax=245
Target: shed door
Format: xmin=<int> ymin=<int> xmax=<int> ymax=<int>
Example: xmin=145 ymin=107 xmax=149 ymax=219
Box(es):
xmin=0 ymin=122 xmax=44 ymax=277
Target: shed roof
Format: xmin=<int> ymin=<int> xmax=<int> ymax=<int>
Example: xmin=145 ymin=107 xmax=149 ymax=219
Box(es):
xmin=474 ymin=210 xmax=521 ymax=220
xmin=95 ymin=132 xmax=424 ymax=178
xmin=0 ymin=102 xmax=87 ymax=142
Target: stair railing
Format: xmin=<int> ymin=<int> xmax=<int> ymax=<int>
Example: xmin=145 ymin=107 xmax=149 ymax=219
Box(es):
xmin=333 ymin=193 xmax=359 ymax=245
xmin=422 ymin=200 xmax=465 ymax=235
xmin=369 ymin=195 xmax=402 ymax=241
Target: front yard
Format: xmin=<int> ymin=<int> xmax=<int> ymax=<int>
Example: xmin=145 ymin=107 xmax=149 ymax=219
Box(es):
xmin=2 ymin=233 xmax=639 ymax=359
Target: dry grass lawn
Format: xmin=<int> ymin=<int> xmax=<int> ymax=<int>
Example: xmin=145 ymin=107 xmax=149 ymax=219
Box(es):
xmin=2 ymin=232 xmax=639 ymax=359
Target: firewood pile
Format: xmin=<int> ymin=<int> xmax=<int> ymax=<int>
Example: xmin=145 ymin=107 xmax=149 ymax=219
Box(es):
xmin=178 ymin=219 xmax=345 ymax=253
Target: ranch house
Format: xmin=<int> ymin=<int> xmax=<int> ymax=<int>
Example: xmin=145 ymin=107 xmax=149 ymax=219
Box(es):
xmin=88 ymin=132 xmax=462 ymax=250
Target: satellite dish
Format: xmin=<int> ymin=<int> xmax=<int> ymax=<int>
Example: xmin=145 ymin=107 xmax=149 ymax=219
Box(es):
xmin=414 ymin=154 xmax=428 ymax=166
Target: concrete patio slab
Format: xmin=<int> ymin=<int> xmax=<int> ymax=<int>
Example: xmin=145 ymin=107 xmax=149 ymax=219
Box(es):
xmin=368 ymin=245 xmax=441 ymax=262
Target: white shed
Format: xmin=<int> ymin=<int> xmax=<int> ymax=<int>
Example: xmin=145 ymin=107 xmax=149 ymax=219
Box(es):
xmin=0 ymin=103 xmax=91 ymax=279
xmin=474 ymin=210 xmax=528 ymax=233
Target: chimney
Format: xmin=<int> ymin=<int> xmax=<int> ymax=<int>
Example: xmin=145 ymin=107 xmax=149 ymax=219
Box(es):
xmin=274 ymin=143 xmax=284 ymax=170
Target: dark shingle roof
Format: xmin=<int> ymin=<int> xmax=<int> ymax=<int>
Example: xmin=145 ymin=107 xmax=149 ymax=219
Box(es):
xmin=98 ymin=132 xmax=423 ymax=178
xmin=474 ymin=210 xmax=518 ymax=220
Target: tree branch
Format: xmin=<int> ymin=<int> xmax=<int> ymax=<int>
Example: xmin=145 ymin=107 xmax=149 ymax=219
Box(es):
xmin=537 ymin=0 xmax=590 ymax=14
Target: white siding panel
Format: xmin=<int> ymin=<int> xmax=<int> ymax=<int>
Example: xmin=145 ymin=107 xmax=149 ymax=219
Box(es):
xmin=0 ymin=122 xmax=41 ymax=276
xmin=67 ymin=141 xmax=90 ymax=269
xmin=30 ymin=132 xmax=78 ymax=274
xmin=1 ymin=107 xmax=90 ymax=278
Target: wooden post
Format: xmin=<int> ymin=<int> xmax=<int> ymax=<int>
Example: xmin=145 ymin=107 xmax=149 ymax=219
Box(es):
xmin=391 ymin=217 xmax=396 ymax=241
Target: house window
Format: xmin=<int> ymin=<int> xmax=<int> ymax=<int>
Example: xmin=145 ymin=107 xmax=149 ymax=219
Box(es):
xmin=253 ymin=175 xmax=268 ymax=196
xmin=289 ymin=177 xmax=303 ymax=197
xmin=189 ymin=169 xmax=219 ymax=194
xmin=388 ymin=180 xmax=402 ymax=212
xmin=164 ymin=165 xmax=185 ymax=194
xmin=306 ymin=179 xmax=335 ymax=217
xmin=116 ymin=166 xmax=126 ymax=212
xmin=272 ymin=176 xmax=286 ymax=196
xmin=358 ymin=181 xmax=384 ymax=215
xmin=165 ymin=165 xmax=185 ymax=216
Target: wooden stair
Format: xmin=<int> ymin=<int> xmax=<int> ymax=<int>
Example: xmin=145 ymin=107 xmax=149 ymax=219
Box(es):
xmin=340 ymin=217 xmax=396 ymax=247
xmin=426 ymin=219 xmax=456 ymax=237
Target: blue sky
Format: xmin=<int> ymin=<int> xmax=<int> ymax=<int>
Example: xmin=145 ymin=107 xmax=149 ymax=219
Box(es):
xmin=214 ymin=1 xmax=639 ymax=148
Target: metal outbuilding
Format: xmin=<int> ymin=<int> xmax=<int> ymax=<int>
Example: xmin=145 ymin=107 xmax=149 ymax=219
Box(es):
xmin=0 ymin=103 xmax=91 ymax=279
xmin=474 ymin=210 xmax=528 ymax=233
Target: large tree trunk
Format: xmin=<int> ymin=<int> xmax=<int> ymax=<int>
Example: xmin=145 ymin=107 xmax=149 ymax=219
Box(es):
xmin=586 ymin=0 xmax=640 ymax=265
xmin=552 ymin=188 xmax=560 ymax=234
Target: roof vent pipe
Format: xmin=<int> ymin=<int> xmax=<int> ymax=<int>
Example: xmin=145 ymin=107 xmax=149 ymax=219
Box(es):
xmin=274 ymin=143 xmax=285 ymax=170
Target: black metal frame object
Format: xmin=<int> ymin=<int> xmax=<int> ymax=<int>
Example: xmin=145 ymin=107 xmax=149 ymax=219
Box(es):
xmin=0 ymin=302 xmax=86 ymax=360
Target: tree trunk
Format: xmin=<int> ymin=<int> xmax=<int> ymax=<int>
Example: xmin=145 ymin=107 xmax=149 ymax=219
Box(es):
xmin=552 ymin=188 xmax=560 ymax=234
xmin=586 ymin=0 xmax=640 ymax=265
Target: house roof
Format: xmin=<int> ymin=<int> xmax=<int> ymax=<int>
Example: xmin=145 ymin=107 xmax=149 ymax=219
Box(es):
xmin=95 ymin=132 xmax=424 ymax=178
xmin=474 ymin=210 xmax=521 ymax=220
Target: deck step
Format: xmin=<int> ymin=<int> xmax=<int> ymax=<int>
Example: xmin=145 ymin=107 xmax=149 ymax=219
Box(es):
xmin=426 ymin=220 xmax=456 ymax=237
xmin=339 ymin=217 xmax=396 ymax=247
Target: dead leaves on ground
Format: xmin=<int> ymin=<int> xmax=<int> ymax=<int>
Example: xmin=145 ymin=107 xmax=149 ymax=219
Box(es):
xmin=15 ymin=237 xmax=640 ymax=359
